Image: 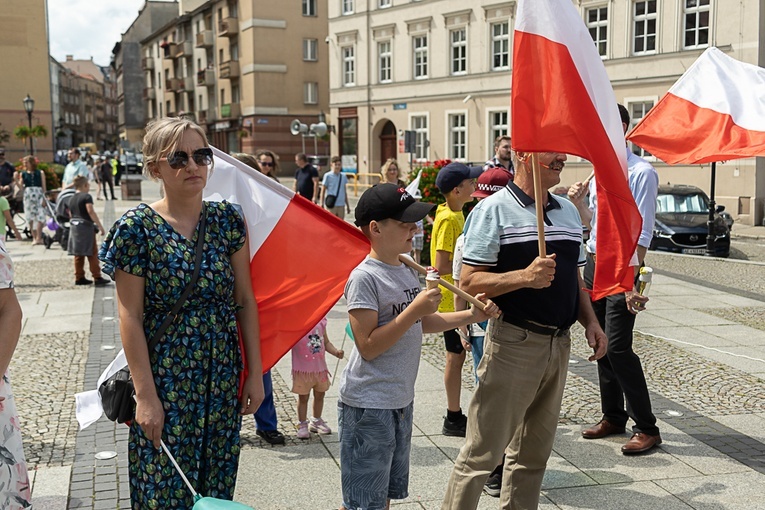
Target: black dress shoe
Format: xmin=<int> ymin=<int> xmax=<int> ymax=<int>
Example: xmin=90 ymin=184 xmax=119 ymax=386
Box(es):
xmin=256 ymin=429 xmax=285 ymax=445
xmin=94 ymin=277 xmax=111 ymax=286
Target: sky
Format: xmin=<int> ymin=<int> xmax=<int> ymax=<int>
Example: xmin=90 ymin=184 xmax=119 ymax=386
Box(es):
xmin=48 ymin=0 xmax=172 ymax=66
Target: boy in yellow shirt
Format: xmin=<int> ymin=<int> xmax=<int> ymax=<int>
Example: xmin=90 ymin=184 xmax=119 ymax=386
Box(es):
xmin=431 ymin=162 xmax=482 ymax=436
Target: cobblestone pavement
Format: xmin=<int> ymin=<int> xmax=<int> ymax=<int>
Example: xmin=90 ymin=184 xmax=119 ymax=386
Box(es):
xmin=703 ymin=306 xmax=765 ymax=331
xmin=13 ymin=256 xmax=75 ymax=293
xmin=12 ymin=331 xmax=88 ymax=467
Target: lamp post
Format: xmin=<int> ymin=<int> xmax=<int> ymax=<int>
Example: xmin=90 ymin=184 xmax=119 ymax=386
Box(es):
xmin=22 ymin=94 xmax=35 ymax=155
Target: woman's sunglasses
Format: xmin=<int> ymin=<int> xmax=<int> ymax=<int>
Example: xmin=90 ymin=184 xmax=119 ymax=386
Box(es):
xmin=162 ymin=148 xmax=214 ymax=169
xmin=258 ymin=161 xmax=275 ymax=167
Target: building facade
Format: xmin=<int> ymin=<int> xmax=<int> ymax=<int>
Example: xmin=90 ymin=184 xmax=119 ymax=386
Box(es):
xmin=328 ymin=0 xmax=765 ymax=225
xmin=0 ymin=0 xmax=53 ymax=161
xmin=140 ymin=0 xmax=330 ymax=174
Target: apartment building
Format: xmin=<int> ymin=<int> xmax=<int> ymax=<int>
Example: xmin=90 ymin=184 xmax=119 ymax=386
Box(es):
xmin=0 ymin=0 xmax=53 ymax=161
xmin=141 ymin=0 xmax=329 ymax=173
xmin=328 ymin=0 xmax=765 ymax=225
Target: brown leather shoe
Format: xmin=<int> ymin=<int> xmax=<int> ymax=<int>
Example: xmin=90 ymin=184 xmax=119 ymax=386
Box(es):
xmin=582 ymin=419 xmax=626 ymax=439
xmin=621 ymin=432 xmax=662 ymax=454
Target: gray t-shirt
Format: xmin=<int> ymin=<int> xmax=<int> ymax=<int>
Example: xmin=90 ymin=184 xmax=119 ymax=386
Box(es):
xmin=340 ymin=256 xmax=423 ymax=410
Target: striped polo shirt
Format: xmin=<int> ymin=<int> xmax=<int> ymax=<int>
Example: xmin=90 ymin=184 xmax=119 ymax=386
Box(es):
xmin=462 ymin=181 xmax=585 ymax=329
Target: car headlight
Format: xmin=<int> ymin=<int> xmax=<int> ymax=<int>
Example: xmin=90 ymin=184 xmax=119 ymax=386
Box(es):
xmin=653 ymin=221 xmax=673 ymax=238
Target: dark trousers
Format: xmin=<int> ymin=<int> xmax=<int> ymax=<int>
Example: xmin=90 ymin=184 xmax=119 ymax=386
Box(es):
xmin=101 ymin=174 xmax=115 ymax=199
xmin=583 ymin=255 xmax=659 ymax=436
xmin=253 ymin=371 xmax=277 ymax=431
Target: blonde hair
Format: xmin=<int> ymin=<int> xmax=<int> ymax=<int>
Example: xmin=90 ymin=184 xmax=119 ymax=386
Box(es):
xmin=380 ymin=158 xmax=400 ymax=183
xmin=73 ymin=175 xmax=89 ymax=190
xmin=142 ymin=117 xmax=211 ymax=180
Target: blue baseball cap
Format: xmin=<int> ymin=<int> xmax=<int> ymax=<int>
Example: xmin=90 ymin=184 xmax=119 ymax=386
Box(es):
xmin=435 ymin=162 xmax=483 ymax=194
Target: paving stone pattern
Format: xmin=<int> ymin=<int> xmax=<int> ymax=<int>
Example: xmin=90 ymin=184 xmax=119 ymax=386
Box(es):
xmin=702 ymin=306 xmax=765 ymax=331
xmin=12 ymin=331 xmax=88 ymax=467
xmin=14 ymin=257 xmax=77 ymax=293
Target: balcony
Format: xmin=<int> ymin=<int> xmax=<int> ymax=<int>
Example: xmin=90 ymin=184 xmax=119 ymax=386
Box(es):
xmin=172 ymin=41 xmax=193 ymax=59
xmin=196 ymin=30 xmax=213 ymax=48
xmin=143 ymin=87 xmax=156 ymax=100
xmin=197 ymin=108 xmax=216 ymax=124
xmin=161 ymin=42 xmax=176 ymax=59
xmin=165 ymin=78 xmax=185 ymax=91
xmin=219 ymin=60 xmax=240 ymax=79
xmin=141 ymin=57 xmax=155 ymax=70
xmin=218 ymin=17 xmax=239 ymax=37
xmin=197 ymin=68 xmax=215 ymax=87
xmin=220 ymin=103 xmax=241 ymax=118
xmin=182 ymin=76 xmax=194 ymax=90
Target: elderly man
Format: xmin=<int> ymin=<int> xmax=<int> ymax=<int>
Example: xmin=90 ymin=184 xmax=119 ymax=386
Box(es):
xmin=62 ymin=148 xmax=89 ymax=189
xmin=483 ymin=135 xmax=514 ymax=178
xmin=568 ymin=103 xmax=661 ymax=455
xmin=442 ymin=151 xmax=607 ymax=510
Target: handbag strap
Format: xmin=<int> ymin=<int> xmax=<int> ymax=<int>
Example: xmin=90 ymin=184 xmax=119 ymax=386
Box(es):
xmin=146 ymin=205 xmax=207 ymax=352
xmin=333 ymin=171 xmax=343 ymax=196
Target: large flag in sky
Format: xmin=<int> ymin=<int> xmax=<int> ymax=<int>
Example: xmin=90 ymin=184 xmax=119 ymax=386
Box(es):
xmin=628 ymin=47 xmax=765 ymax=164
xmin=511 ymin=0 xmax=641 ymax=300
xmin=204 ymin=148 xmax=370 ymax=373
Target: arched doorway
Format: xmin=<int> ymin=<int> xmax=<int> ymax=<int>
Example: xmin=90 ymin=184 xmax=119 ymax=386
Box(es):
xmin=379 ymin=121 xmax=397 ymax=170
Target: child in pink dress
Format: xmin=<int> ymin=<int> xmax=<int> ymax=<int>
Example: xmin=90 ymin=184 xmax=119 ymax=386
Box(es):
xmin=291 ymin=317 xmax=344 ymax=439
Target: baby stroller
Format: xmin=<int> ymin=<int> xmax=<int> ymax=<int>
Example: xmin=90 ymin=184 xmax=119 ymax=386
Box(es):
xmin=2 ymin=184 xmax=31 ymax=240
xmin=42 ymin=189 xmax=73 ymax=249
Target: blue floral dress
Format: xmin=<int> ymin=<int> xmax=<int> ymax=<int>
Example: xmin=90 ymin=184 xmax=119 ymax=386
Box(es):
xmin=99 ymin=201 xmax=246 ymax=509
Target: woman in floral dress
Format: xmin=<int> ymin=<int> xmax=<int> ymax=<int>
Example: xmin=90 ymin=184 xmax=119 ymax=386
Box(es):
xmin=100 ymin=118 xmax=265 ymax=508
xmin=0 ymin=237 xmax=32 ymax=509
xmin=16 ymin=156 xmax=46 ymax=246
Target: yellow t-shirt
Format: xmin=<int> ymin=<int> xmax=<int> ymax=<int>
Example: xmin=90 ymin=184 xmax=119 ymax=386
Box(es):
xmin=430 ymin=202 xmax=464 ymax=312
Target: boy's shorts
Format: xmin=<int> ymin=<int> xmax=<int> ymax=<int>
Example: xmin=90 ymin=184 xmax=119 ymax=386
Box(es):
xmin=443 ymin=328 xmax=464 ymax=354
xmin=338 ymin=401 xmax=414 ymax=510
xmin=412 ymin=235 xmax=424 ymax=250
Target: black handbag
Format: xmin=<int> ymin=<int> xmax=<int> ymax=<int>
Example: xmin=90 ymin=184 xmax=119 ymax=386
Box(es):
xmin=323 ymin=172 xmax=343 ymax=209
xmin=99 ymin=208 xmax=207 ymax=423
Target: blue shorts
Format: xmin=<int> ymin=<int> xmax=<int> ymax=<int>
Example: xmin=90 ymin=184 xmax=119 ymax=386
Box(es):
xmin=338 ymin=401 xmax=414 ymax=510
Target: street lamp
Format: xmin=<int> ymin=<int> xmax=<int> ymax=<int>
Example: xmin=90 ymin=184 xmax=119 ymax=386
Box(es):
xmin=22 ymin=94 xmax=34 ymax=154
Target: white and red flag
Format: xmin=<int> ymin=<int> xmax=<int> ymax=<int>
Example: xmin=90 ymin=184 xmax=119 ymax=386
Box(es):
xmin=511 ymin=0 xmax=641 ymax=300
xmin=203 ymin=148 xmax=369 ymax=374
xmin=628 ymin=47 xmax=765 ymax=164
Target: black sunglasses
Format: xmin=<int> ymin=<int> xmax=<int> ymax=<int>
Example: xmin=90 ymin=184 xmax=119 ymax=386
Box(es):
xmin=163 ymin=148 xmax=213 ymax=169
xmin=258 ymin=161 xmax=274 ymax=167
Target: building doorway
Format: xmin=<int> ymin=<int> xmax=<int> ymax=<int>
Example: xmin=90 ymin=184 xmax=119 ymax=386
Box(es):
xmin=379 ymin=121 xmax=396 ymax=171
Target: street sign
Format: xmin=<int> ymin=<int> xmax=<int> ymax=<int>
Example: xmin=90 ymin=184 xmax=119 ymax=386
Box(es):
xmin=393 ymin=103 xmax=407 ymax=110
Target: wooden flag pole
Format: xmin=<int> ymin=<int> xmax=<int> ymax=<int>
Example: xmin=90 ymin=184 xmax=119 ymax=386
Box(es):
xmin=530 ymin=153 xmax=547 ymax=257
xmin=583 ymin=170 xmax=595 ymax=186
xmin=398 ymin=255 xmax=488 ymax=312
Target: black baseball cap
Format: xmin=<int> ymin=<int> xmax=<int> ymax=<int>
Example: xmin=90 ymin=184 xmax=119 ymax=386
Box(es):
xmin=354 ymin=183 xmax=435 ymax=227
xmin=435 ymin=162 xmax=483 ymax=194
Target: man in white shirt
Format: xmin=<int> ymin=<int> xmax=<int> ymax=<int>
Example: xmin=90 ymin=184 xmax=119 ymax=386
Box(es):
xmin=62 ymin=148 xmax=89 ymax=189
xmin=568 ymin=103 xmax=661 ymax=455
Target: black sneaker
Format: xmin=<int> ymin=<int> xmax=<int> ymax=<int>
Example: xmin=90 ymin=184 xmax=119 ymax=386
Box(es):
xmin=442 ymin=413 xmax=467 ymax=437
xmin=94 ymin=277 xmax=111 ymax=286
xmin=484 ymin=472 xmax=501 ymax=497
xmin=256 ymin=429 xmax=286 ymax=445
xmin=75 ymin=278 xmax=93 ymax=286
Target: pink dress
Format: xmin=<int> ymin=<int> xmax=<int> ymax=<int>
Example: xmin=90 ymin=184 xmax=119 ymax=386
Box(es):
xmin=291 ymin=317 xmax=331 ymax=394
xmin=0 ymin=239 xmax=32 ymax=509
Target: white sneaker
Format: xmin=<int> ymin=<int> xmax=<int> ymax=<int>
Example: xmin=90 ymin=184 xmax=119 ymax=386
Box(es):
xmin=297 ymin=420 xmax=310 ymax=439
xmin=309 ymin=417 xmax=332 ymax=435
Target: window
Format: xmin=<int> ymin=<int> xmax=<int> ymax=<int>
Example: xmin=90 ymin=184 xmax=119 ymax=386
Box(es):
xmin=633 ymin=1 xmax=657 ymax=55
xmin=342 ymin=46 xmax=355 ymax=86
xmin=489 ymin=111 xmax=508 ymax=145
xmin=302 ymin=0 xmax=317 ymax=16
xmin=378 ymin=41 xmax=392 ymax=83
xmin=684 ymin=0 xmax=710 ymax=49
xmin=304 ymin=82 xmax=318 ymax=104
xmin=628 ymin=101 xmax=654 ymax=158
xmin=411 ymin=115 xmax=428 ymax=160
xmin=448 ymin=113 xmax=466 ymax=160
xmin=586 ymin=6 xmax=608 ymax=57
xmin=450 ymin=28 xmax=467 ymax=75
xmin=379 ymin=0 xmax=391 ymax=7
xmin=303 ymin=39 xmax=318 ymax=61
xmin=342 ymin=0 xmax=354 ymax=15
xmin=413 ymin=35 xmax=428 ymax=79
xmin=491 ymin=22 xmax=509 ymax=71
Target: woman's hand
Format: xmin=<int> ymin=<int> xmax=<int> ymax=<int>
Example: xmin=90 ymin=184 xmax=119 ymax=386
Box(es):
xmin=239 ymin=372 xmax=265 ymax=415
xmin=135 ymin=393 xmax=165 ymax=448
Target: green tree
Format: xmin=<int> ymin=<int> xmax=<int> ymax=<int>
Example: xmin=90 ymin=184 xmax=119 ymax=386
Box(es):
xmin=13 ymin=124 xmax=48 ymax=153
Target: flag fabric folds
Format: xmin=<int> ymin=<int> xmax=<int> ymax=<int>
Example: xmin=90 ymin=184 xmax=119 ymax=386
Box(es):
xmin=204 ymin=148 xmax=370 ymax=374
xmin=627 ymin=47 xmax=765 ymax=164
xmin=511 ymin=0 xmax=642 ymax=300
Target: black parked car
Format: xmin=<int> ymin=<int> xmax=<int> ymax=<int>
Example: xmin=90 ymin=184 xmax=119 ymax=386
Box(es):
xmin=650 ymin=184 xmax=730 ymax=257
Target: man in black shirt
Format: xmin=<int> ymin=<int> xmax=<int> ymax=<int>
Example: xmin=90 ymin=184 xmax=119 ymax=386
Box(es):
xmin=293 ymin=153 xmax=319 ymax=203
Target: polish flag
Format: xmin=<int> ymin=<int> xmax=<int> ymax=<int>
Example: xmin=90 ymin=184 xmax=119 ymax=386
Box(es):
xmin=628 ymin=47 xmax=765 ymax=164
xmin=204 ymin=148 xmax=369 ymax=373
xmin=511 ymin=0 xmax=641 ymax=300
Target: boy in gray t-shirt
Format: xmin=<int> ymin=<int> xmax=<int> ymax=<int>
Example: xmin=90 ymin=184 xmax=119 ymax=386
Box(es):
xmin=339 ymin=184 xmax=499 ymax=510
